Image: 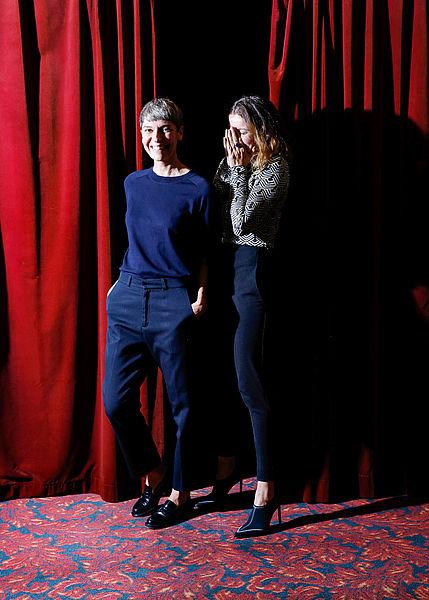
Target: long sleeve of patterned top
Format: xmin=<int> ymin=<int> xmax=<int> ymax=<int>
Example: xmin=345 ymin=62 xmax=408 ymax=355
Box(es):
xmin=213 ymin=155 xmax=289 ymax=249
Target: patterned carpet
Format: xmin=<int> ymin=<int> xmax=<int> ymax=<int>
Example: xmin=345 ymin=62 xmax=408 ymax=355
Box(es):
xmin=1 ymin=481 xmax=428 ymax=599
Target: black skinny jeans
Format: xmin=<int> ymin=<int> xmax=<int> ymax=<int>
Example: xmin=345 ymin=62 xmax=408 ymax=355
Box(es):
xmin=221 ymin=244 xmax=274 ymax=482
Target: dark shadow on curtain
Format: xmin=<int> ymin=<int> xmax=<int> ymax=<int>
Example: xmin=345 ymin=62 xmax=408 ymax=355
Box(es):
xmin=267 ymin=0 xmax=429 ymax=502
xmin=153 ymin=0 xmax=273 ymax=489
xmin=268 ymin=109 xmax=429 ymax=503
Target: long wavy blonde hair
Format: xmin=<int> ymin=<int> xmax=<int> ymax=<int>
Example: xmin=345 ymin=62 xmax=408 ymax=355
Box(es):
xmin=229 ymin=96 xmax=288 ymax=170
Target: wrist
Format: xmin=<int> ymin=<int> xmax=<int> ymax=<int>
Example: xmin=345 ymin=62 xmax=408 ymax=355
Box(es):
xmin=230 ymin=163 xmax=249 ymax=171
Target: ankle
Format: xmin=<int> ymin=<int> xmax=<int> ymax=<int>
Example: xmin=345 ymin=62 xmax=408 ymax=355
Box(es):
xmin=254 ymin=481 xmax=275 ymax=507
xmin=169 ymin=490 xmax=190 ymax=506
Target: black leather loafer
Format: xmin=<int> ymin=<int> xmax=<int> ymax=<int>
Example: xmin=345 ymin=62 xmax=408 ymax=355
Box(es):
xmin=131 ymin=484 xmax=166 ymax=518
xmin=145 ymin=499 xmax=191 ymax=529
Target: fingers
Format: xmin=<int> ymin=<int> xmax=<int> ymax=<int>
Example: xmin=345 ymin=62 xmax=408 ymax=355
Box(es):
xmin=224 ymin=129 xmax=235 ymax=156
xmin=227 ymin=127 xmax=241 ymax=148
xmin=227 ymin=126 xmax=238 ymax=144
xmin=224 ymin=127 xmax=250 ymax=166
xmin=224 ymin=129 xmax=231 ymax=154
xmin=226 ymin=128 xmax=244 ymax=154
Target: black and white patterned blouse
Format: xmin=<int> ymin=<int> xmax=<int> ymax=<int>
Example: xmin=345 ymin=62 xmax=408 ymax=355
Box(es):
xmin=213 ymin=155 xmax=289 ymax=249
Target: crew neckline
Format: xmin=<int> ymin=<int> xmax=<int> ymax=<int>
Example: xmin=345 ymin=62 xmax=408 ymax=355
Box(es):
xmin=149 ymin=168 xmax=193 ymax=182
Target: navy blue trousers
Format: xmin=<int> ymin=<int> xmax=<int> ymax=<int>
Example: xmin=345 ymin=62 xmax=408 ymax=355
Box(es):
xmin=231 ymin=245 xmax=274 ymax=482
xmin=103 ymin=272 xmax=195 ymax=491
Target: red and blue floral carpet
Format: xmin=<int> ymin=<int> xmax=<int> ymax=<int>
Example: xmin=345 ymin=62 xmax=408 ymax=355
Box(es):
xmin=1 ymin=481 xmax=428 ymax=599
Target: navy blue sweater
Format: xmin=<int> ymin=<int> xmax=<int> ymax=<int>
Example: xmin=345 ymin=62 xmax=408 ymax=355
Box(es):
xmin=120 ymin=168 xmax=210 ymax=280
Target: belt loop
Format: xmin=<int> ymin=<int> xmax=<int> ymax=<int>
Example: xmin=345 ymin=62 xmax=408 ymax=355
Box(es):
xmin=162 ymin=278 xmax=168 ymax=290
xmin=127 ymin=274 xmax=132 ymax=286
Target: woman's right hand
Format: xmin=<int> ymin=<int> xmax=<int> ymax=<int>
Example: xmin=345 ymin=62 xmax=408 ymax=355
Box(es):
xmin=224 ymin=127 xmax=253 ymax=167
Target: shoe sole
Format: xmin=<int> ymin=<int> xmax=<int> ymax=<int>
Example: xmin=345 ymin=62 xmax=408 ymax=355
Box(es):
xmin=234 ymin=528 xmax=269 ymax=538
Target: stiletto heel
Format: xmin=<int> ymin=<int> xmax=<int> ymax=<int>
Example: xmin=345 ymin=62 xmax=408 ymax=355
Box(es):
xmin=194 ymin=467 xmax=242 ymax=509
xmin=234 ymin=498 xmax=281 ymax=538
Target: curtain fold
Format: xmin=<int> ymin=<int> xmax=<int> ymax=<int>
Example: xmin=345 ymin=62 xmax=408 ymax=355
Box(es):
xmin=269 ymin=0 xmax=429 ymax=502
xmin=1 ymin=0 xmax=427 ymax=505
xmin=0 ymin=0 xmax=157 ymax=501
xmin=270 ymin=0 xmax=428 ymax=127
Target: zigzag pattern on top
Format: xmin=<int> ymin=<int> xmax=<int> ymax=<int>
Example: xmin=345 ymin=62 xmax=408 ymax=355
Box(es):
xmin=214 ymin=155 xmax=290 ymax=249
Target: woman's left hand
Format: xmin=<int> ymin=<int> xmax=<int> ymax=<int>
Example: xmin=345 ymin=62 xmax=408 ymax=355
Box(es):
xmin=224 ymin=127 xmax=253 ymax=167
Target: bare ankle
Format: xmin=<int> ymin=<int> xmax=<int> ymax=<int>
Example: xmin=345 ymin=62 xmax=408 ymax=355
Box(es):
xmin=254 ymin=481 xmax=274 ymax=507
xmin=169 ymin=489 xmax=190 ymax=506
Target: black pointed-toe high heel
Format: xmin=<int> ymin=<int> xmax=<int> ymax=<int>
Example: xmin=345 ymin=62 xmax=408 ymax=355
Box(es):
xmin=194 ymin=468 xmax=243 ymax=510
xmin=131 ymin=477 xmax=170 ymax=517
xmin=234 ymin=498 xmax=281 ymax=538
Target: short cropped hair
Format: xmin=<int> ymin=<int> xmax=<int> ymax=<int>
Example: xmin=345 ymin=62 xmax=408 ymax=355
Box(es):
xmin=139 ymin=97 xmax=184 ymax=129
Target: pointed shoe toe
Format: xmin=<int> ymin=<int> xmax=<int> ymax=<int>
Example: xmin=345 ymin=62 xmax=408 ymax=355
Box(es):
xmin=235 ymin=499 xmax=281 ymax=538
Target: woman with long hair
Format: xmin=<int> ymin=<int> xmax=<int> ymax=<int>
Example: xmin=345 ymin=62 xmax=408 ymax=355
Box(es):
xmin=197 ymin=96 xmax=289 ymax=537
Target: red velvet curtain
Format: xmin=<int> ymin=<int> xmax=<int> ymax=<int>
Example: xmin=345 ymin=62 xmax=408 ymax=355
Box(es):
xmin=0 ymin=0 xmax=158 ymax=501
xmin=2 ymin=0 xmax=428 ymax=505
xmin=269 ymin=0 xmax=429 ymax=501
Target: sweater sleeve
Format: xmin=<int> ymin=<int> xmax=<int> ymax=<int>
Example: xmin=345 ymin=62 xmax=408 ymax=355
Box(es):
xmin=228 ymin=157 xmax=289 ymax=237
xmin=212 ymin=158 xmax=232 ymax=199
